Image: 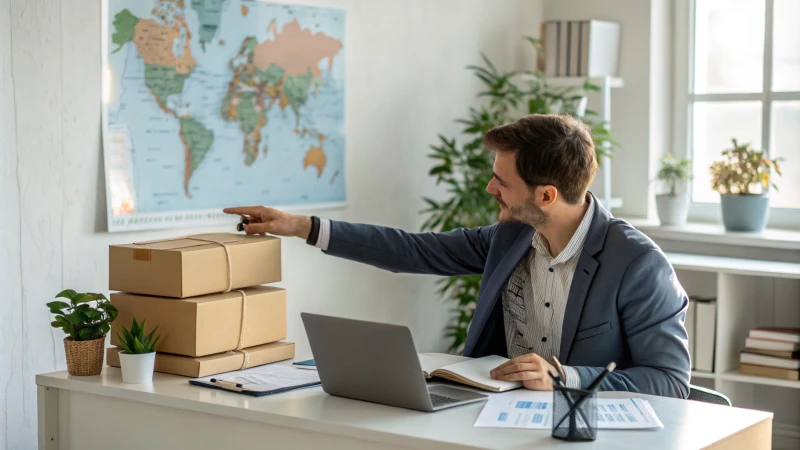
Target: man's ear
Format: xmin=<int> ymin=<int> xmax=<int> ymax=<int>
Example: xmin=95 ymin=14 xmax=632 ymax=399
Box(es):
xmin=539 ymin=185 xmax=559 ymax=207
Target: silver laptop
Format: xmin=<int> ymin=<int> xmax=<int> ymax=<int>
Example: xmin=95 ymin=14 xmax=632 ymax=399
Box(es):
xmin=301 ymin=312 xmax=488 ymax=412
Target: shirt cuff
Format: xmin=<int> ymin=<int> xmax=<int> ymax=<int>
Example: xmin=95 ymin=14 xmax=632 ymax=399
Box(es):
xmin=315 ymin=218 xmax=331 ymax=251
xmin=562 ymin=365 xmax=581 ymax=389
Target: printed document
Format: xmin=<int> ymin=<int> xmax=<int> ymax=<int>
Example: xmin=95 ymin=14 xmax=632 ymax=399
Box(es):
xmin=474 ymin=392 xmax=664 ymax=429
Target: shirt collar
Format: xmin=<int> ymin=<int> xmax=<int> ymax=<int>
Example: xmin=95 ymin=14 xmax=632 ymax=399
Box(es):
xmin=532 ymin=193 xmax=595 ymax=265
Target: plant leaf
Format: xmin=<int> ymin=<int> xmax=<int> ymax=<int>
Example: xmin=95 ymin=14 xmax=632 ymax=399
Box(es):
xmin=46 ymin=301 xmax=70 ymax=311
xmin=132 ymin=337 xmax=148 ymax=354
xmin=55 ymin=289 xmax=78 ymax=301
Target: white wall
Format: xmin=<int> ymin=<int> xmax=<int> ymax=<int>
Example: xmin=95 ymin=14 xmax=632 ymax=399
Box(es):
xmin=544 ymin=0 xmax=670 ymax=218
xmin=0 ymin=0 xmax=544 ymax=448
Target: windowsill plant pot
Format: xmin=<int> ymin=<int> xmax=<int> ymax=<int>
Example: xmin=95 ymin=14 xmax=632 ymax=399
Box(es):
xmin=654 ymin=152 xmax=691 ymax=226
xmin=719 ymin=194 xmax=770 ymax=232
xmin=116 ymin=316 xmax=161 ymax=384
xmin=119 ymin=351 xmax=156 ymax=384
xmin=656 ymin=193 xmax=690 ymax=226
xmin=47 ymin=290 xmax=118 ymax=377
xmin=710 ymin=138 xmax=782 ymax=234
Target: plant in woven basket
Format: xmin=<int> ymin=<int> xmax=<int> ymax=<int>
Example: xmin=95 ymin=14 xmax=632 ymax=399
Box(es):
xmin=47 ymin=290 xmax=118 ymax=341
xmin=47 ymin=289 xmax=118 ymax=376
xmin=116 ymin=317 xmax=160 ymax=354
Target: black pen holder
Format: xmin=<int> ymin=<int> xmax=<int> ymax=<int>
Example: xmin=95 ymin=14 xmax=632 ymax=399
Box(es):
xmin=552 ymin=385 xmax=597 ymax=442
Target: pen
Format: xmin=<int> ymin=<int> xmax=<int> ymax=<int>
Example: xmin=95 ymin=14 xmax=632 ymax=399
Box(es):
xmin=210 ymin=378 xmax=244 ymax=390
xmin=551 ymin=356 xmax=567 ymax=381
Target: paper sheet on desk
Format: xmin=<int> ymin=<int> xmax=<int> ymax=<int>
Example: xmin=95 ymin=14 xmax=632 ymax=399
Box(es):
xmin=474 ymin=393 xmax=664 ymax=429
xmin=194 ymin=364 xmax=320 ymax=393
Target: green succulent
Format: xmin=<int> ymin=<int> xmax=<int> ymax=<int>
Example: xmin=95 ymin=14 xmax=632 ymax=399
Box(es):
xmin=47 ymin=290 xmax=118 ymax=341
xmin=116 ymin=317 xmax=160 ymax=354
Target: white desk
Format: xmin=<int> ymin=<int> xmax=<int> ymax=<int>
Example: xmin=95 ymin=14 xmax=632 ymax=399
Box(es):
xmin=37 ymin=368 xmax=772 ymax=450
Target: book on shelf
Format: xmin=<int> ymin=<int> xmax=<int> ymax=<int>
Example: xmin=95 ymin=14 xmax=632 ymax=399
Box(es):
xmin=742 ymin=348 xmax=800 ymax=359
xmin=418 ymin=353 xmax=522 ymax=393
xmin=538 ymin=19 xmax=621 ymax=77
xmin=693 ymin=297 xmax=716 ymax=372
xmin=745 ymin=337 xmax=800 ymax=352
xmin=740 ymin=351 xmax=800 ymax=370
xmin=739 ymin=363 xmax=799 ymax=381
xmin=749 ymin=327 xmax=800 ymax=343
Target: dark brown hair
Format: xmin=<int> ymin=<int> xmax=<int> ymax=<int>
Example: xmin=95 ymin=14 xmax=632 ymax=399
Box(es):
xmin=483 ymin=114 xmax=597 ymax=204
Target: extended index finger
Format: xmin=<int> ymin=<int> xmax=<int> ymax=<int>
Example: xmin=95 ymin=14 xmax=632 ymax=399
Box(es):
xmin=222 ymin=206 xmax=262 ymax=216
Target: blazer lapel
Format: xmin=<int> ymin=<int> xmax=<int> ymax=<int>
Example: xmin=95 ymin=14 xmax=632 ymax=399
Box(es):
xmin=558 ymin=252 xmax=598 ymax=360
xmin=463 ymin=227 xmax=534 ymax=356
xmin=559 ymin=192 xmax=611 ymax=361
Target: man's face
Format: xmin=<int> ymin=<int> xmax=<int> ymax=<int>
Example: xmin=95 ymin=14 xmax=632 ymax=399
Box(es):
xmin=486 ymin=151 xmax=548 ymax=227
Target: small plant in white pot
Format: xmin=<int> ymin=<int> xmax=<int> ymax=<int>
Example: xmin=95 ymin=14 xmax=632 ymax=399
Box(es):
xmin=116 ymin=317 xmax=160 ymax=384
xmin=655 ymin=152 xmax=692 ymax=226
xmin=710 ymin=138 xmax=782 ymax=232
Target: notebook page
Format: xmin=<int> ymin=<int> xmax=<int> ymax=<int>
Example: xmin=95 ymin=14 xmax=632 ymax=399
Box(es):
xmin=442 ymin=355 xmax=522 ymax=391
xmin=418 ymin=353 xmax=471 ymax=376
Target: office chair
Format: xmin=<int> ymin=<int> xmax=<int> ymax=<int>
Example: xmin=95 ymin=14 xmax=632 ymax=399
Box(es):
xmin=687 ymin=384 xmax=731 ymax=406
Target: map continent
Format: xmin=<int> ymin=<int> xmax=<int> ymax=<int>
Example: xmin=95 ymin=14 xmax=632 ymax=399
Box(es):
xmin=104 ymin=0 xmax=345 ymax=231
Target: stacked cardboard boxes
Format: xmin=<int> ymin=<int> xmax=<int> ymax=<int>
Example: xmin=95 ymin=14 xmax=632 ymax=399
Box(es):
xmin=105 ymin=233 xmax=295 ymax=377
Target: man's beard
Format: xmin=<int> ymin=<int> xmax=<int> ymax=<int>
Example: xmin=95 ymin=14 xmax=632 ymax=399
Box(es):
xmin=498 ymin=196 xmax=548 ymax=228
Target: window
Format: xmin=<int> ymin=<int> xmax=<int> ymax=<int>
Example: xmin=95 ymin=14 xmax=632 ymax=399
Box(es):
xmin=676 ymin=0 xmax=800 ymax=217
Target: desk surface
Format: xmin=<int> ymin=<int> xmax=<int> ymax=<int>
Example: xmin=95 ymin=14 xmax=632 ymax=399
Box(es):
xmin=37 ymin=368 xmax=772 ymax=450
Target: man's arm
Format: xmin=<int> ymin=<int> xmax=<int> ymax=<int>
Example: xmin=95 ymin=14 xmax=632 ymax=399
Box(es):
xmin=571 ymin=249 xmax=691 ymax=399
xmin=222 ymin=206 xmax=496 ymax=277
xmin=319 ymin=219 xmax=496 ymax=276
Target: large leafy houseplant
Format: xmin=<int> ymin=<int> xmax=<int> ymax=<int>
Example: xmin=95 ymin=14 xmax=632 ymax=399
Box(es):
xmin=709 ymin=138 xmax=782 ymax=232
xmin=422 ymin=37 xmax=619 ymax=353
xmin=47 ymin=289 xmax=118 ymax=376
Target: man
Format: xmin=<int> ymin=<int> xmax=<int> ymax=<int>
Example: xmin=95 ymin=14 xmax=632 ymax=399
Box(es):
xmin=224 ymin=114 xmax=691 ymax=398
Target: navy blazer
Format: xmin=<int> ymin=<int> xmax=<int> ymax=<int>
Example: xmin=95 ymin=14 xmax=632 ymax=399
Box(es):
xmin=323 ymin=194 xmax=691 ymax=398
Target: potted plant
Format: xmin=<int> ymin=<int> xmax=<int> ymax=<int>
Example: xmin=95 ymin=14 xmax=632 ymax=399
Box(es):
xmin=654 ymin=152 xmax=692 ymax=226
xmin=710 ymin=138 xmax=782 ymax=232
xmin=116 ymin=317 xmax=160 ymax=384
xmin=47 ymin=290 xmax=118 ymax=376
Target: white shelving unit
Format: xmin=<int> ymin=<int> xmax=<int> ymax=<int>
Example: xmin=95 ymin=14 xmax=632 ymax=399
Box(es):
xmin=524 ymin=75 xmax=624 ymax=212
xmin=673 ymin=251 xmax=800 ymax=448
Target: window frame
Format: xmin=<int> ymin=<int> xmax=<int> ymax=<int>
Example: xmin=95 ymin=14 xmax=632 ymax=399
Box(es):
xmin=673 ymin=0 xmax=800 ymax=229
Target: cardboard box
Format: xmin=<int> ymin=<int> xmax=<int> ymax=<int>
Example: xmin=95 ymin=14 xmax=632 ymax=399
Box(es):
xmin=109 ymin=233 xmax=281 ymax=298
xmin=110 ymin=286 xmax=286 ymax=357
xmin=106 ymin=341 xmax=295 ymax=378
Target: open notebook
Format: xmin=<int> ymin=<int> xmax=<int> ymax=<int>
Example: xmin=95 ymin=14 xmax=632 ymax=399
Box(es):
xmin=418 ymin=353 xmax=522 ymax=392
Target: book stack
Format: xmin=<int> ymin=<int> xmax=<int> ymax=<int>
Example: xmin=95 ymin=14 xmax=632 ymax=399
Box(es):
xmin=537 ymin=19 xmax=621 ymax=77
xmin=104 ymin=233 xmax=296 ymax=378
xmin=739 ymin=328 xmax=800 ymax=381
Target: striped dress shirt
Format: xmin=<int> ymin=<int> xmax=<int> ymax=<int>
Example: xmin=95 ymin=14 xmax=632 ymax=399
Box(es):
xmin=502 ymin=195 xmax=595 ymax=388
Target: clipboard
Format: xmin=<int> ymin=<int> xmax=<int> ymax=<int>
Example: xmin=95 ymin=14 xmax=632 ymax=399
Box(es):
xmin=189 ymin=364 xmax=322 ymax=397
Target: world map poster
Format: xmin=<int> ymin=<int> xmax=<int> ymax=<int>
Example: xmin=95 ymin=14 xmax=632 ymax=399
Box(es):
xmin=102 ymin=0 xmax=346 ymax=232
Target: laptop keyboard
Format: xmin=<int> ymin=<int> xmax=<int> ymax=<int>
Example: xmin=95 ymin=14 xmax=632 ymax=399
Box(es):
xmin=430 ymin=393 xmax=461 ymax=408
